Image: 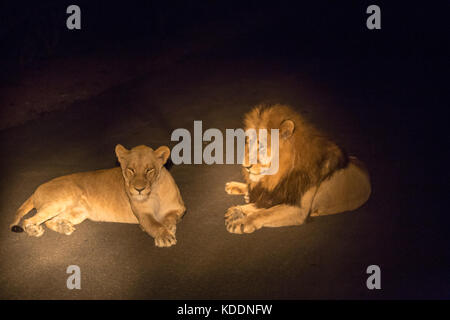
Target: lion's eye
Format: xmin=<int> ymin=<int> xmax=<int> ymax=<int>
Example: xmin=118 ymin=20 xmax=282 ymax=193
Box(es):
xmin=145 ymin=168 xmax=155 ymax=174
xmin=127 ymin=168 xmax=135 ymax=175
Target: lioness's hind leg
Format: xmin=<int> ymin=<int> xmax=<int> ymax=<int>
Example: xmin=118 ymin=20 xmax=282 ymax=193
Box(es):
xmin=24 ymin=224 xmax=45 ymax=237
xmin=45 ymin=217 xmax=75 ymax=235
xmin=45 ymin=209 xmax=87 ymax=235
xmin=23 ymin=203 xmax=65 ymax=237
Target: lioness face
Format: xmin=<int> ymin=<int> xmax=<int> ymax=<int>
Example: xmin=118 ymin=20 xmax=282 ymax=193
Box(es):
xmin=115 ymin=144 xmax=170 ymax=201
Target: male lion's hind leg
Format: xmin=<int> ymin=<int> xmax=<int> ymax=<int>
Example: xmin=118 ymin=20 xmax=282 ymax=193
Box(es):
xmin=225 ymin=181 xmax=249 ymax=203
xmin=225 ymin=204 xmax=309 ymax=234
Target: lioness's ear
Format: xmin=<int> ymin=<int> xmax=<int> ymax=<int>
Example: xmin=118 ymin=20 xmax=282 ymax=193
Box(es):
xmin=115 ymin=144 xmax=129 ymax=163
xmin=154 ymin=146 xmax=170 ymax=165
xmin=280 ymin=119 xmax=295 ymax=139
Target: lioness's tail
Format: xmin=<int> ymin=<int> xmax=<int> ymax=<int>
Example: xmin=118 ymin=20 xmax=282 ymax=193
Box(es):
xmin=10 ymin=195 xmax=34 ymax=233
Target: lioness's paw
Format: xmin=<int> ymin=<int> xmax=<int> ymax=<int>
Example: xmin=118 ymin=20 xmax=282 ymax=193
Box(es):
xmin=225 ymin=182 xmax=246 ymax=195
xmin=45 ymin=218 xmax=76 ymax=235
xmin=155 ymin=228 xmax=177 ymax=248
xmin=162 ymin=223 xmax=176 ymax=235
xmin=225 ymin=207 xmax=258 ymax=234
xmin=24 ymin=223 xmax=45 ymax=237
xmin=56 ymin=220 xmax=75 ymax=235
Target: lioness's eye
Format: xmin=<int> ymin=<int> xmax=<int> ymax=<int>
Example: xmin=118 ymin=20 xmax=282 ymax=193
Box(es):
xmin=145 ymin=168 xmax=155 ymax=174
xmin=127 ymin=168 xmax=135 ymax=175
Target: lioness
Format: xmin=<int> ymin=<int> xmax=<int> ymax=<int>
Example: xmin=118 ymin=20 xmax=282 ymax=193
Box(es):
xmin=225 ymin=104 xmax=371 ymax=234
xmin=10 ymin=144 xmax=186 ymax=247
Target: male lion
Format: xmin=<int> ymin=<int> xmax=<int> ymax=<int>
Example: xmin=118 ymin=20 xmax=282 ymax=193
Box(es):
xmin=225 ymin=104 xmax=371 ymax=234
xmin=10 ymin=144 xmax=186 ymax=247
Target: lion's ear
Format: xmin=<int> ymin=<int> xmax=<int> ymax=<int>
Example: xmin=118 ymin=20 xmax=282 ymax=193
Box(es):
xmin=115 ymin=144 xmax=129 ymax=163
xmin=155 ymin=146 xmax=171 ymax=166
xmin=280 ymin=119 xmax=295 ymax=139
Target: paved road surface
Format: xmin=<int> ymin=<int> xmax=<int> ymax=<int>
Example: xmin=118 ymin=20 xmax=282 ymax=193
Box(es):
xmin=0 ymin=51 xmax=447 ymax=299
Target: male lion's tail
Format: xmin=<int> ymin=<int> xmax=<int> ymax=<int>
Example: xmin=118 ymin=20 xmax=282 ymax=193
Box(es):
xmin=10 ymin=195 xmax=34 ymax=233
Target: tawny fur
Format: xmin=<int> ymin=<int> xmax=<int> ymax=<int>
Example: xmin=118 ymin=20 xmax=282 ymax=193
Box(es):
xmin=225 ymin=104 xmax=371 ymax=234
xmin=11 ymin=145 xmax=186 ymax=247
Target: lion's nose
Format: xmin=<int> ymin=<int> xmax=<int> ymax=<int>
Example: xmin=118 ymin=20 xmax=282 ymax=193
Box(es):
xmin=135 ymin=186 xmax=145 ymax=193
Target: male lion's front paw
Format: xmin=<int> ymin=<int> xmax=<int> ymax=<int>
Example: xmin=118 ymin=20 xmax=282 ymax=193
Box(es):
xmin=24 ymin=223 xmax=45 ymax=237
xmin=225 ymin=206 xmax=246 ymax=222
xmin=225 ymin=182 xmax=246 ymax=195
xmin=225 ymin=206 xmax=258 ymax=234
xmin=155 ymin=228 xmax=177 ymax=248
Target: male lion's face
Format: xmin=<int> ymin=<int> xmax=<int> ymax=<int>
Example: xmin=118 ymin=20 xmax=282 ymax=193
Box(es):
xmin=243 ymin=118 xmax=294 ymax=182
xmin=243 ymin=131 xmax=274 ymax=182
xmin=115 ymin=144 xmax=170 ymax=201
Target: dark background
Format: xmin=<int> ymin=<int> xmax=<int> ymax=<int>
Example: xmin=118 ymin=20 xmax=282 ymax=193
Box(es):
xmin=0 ymin=1 xmax=448 ymax=299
